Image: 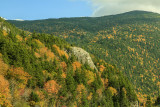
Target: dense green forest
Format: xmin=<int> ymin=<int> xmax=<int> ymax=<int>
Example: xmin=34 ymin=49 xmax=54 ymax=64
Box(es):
xmin=8 ymin=10 xmax=160 ymax=103
xmin=0 ymin=17 xmax=141 ymax=106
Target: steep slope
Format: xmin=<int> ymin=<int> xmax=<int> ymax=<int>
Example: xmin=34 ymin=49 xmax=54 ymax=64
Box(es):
xmin=0 ymin=17 xmax=138 ymax=106
xmin=8 ymin=10 xmax=160 ymax=102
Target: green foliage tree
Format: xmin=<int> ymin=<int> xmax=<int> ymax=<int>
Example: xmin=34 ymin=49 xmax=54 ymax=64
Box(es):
xmin=29 ymin=91 xmax=40 ymax=102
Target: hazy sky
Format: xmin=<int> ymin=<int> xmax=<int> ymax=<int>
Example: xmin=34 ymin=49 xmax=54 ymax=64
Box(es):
xmin=86 ymin=0 xmax=160 ymax=17
xmin=0 ymin=0 xmax=160 ymax=20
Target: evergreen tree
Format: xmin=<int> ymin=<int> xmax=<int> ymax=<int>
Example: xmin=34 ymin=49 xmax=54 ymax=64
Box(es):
xmin=29 ymin=91 xmax=40 ymax=102
xmin=145 ymin=96 xmax=152 ymax=107
xmin=155 ymin=95 xmax=160 ymax=105
xmin=80 ymin=91 xmax=89 ymax=107
xmin=120 ymin=87 xmax=129 ymax=107
xmin=66 ymin=70 xmax=76 ymax=92
xmin=104 ymin=89 xmax=114 ymax=107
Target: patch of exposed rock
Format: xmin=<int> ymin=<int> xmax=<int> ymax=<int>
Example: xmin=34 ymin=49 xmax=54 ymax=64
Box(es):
xmin=0 ymin=22 xmax=10 ymax=32
xmin=71 ymin=47 xmax=98 ymax=71
xmin=130 ymin=101 xmax=139 ymax=107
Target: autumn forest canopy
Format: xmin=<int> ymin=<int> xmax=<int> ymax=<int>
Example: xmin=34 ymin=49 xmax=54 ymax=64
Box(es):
xmin=0 ymin=10 xmax=159 ymax=106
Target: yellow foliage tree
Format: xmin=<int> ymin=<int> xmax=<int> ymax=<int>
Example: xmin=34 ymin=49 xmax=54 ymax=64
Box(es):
xmin=96 ymin=88 xmax=103 ymax=98
xmin=0 ymin=58 xmax=9 ymax=76
xmin=61 ymin=72 xmax=67 ymax=79
xmin=85 ymin=70 xmax=95 ymax=85
xmin=33 ymin=39 xmax=45 ymax=48
xmin=106 ymin=50 xmax=109 ymax=57
xmin=53 ymin=45 xmax=69 ymax=59
xmin=16 ymin=35 xmax=23 ymax=41
xmin=76 ymin=84 xmax=87 ymax=103
xmin=60 ymin=62 xmax=67 ymax=78
xmin=2 ymin=30 xmax=8 ymax=36
xmin=122 ymin=87 xmax=127 ymax=95
xmin=87 ymin=92 xmax=93 ymax=101
xmin=108 ymin=87 xmax=118 ymax=96
xmin=46 ymin=49 xmax=55 ymax=61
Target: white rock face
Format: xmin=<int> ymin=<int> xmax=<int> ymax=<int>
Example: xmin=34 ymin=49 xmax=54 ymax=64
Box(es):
xmin=71 ymin=47 xmax=98 ymax=71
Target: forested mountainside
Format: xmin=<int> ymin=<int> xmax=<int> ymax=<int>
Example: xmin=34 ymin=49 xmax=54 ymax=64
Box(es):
xmin=0 ymin=17 xmax=139 ymax=106
xmin=8 ymin=10 xmax=160 ymax=103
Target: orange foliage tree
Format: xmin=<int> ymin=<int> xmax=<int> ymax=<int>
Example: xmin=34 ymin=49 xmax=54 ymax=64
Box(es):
xmin=7 ymin=67 xmax=31 ymax=101
xmin=9 ymin=67 xmax=31 ymax=89
xmin=60 ymin=61 xmax=67 ymax=71
xmin=38 ymin=47 xmax=55 ymax=61
xmin=44 ymin=80 xmax=61 ymax=95
xmin=33 ymin=39 xmax=55 ymax=61
xmin=99 ymin=65 xmax=106 ymax=72
xmin=0 ymin=75 xmax=12 ymax=107
xmin=53 ymin=45 xmax=69 ymax=59
xmin=72 ymin=61 xmax=81 ymax=71
xmin=101 ymin=78 xmax=109 ymax=89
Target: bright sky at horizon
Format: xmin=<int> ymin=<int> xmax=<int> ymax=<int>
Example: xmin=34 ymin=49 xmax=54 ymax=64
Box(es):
xmin=1 ymin=0 xmax=160 ymax=20
xmin=0 ymin=0 xmax=92 ymax=20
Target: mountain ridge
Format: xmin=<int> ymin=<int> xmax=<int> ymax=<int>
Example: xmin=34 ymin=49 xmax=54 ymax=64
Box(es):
xmin=7 ymin=10 xmax=160 ymax=21
xmin=8 ymin=10 xmax=160 ymax=33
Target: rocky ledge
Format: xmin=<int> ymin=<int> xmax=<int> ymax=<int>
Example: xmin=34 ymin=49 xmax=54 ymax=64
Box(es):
xmin=71 ymin=47 xmax=98 ymax=71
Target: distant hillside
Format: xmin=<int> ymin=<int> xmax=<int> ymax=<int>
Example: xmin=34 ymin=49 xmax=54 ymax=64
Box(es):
xmin=0 ymin=17 xmax=139 ymax=106
xmin=8 ymin=10 xmax=160 ymax=33
xmin=8 ymin=10 xmax=160 ymax=103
